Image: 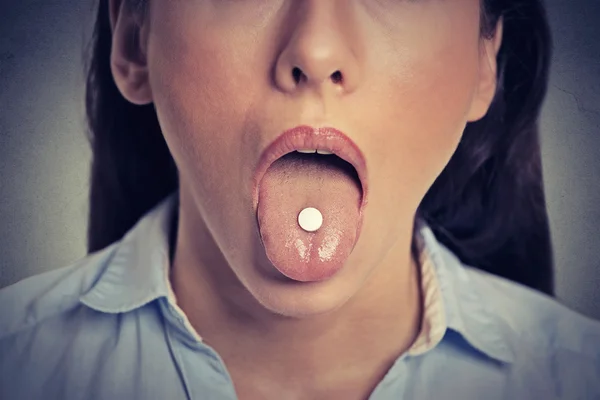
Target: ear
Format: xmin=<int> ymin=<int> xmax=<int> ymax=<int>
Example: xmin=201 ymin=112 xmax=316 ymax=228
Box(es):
xmin=466 ymin=17 xmax=504 ymax=122
xmin=109 ymin=0 xmax=152 ymax=105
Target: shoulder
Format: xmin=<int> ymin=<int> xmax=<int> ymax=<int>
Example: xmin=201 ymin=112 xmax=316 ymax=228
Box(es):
xmin=0 ymin=244 xmax=124 ymax=398
xmin=0 ymin=243 xmax=119 ymax=340
xmin=464 ymin=267 xmax=600 ymax=398
xmin=427 ymin=231 xmax=600 ymax=357
xmin=465 ymin=266 xmax=600 ymax=356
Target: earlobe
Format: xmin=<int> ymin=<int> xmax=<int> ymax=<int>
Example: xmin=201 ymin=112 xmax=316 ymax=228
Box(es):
xmin=466 ymin=17 xmax=504 ymax=122
xmin=109 ymin=0 xmax=152 ymax=106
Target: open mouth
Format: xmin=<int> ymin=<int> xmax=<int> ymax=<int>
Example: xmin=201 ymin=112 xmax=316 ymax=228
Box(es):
xmin=272 ymin=150 xmax=363 ymax=202
xmin=253 ymin=126 xmax=367 ymax=283
xmin=252 ymin=125 xmax=368 ymax=211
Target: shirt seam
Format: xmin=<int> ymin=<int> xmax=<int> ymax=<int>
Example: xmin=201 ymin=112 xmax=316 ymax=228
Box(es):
xmin=162 ymin=312 xmax=193 ymax=400
xmin=0 ymin=295 xmax=82 ymax=341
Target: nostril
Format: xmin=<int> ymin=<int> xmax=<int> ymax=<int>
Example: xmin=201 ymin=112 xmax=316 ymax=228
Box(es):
xmin=290 ymin=68 xmax=343 ymax=86
xmin=292 ymin=67 xmax=303 ymax=84
xmin=331 ymin=71 xmax=343 ymax=84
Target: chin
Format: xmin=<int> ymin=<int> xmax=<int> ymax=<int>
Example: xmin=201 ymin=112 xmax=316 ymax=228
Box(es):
xmin=242 ymin=270 xmax=358 ymax=319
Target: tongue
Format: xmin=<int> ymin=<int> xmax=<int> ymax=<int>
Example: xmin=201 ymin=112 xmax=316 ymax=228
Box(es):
xmin=257 ymin=152 xmax=362 ymax=282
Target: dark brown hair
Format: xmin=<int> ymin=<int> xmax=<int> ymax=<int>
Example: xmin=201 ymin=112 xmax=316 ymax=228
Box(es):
xmin=85 ymin=0 xmax=554 ymax=295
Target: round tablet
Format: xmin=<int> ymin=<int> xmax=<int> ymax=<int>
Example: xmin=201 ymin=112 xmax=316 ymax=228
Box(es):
xmin=298 ymin=207 xmax=323 ymax=232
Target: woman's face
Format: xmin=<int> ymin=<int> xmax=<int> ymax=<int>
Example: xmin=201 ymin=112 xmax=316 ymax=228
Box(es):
xmin=115 ymin=0 xmax=500 ymax=316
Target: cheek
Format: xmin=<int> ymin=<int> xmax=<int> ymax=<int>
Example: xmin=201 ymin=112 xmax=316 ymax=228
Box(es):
xmin=146 ymin=16 xmax=261 ymax=200
xmin=371 ymin=27 xmax=480 ymax=206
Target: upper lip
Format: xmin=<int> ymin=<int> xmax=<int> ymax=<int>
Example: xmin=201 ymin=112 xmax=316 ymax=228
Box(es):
xmin=253 ymin=125 xmax=368 ymax=209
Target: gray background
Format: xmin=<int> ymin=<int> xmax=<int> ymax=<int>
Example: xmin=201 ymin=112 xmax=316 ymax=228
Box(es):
xmin=0 ymin=1 xmax=599 ymax=319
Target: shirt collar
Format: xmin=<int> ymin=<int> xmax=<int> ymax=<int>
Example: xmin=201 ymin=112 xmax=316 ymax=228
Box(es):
xmin=413 ymin=220 xmax=515 ymax=363
xmin=80 ymin=193 xmax=514 ymax=363
xmin=80 ymin=193 xmax=178 ymax=313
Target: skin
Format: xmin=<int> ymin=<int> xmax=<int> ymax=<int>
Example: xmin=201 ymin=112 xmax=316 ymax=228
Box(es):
xmin=109 ymin=0 xmax=502 ymax=398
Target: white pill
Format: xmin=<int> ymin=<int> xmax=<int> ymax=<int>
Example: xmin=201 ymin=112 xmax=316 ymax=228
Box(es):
xmin=298 ymin=207 xmax=323 ymax=232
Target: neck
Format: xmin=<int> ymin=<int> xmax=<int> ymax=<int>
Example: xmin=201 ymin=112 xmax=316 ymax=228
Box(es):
xmin=170 ymin=190 xmax=423 ymax=395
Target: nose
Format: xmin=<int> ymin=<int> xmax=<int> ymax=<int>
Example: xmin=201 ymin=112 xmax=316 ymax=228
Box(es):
xmin=274 ymin=1 xmax=362 ymax=97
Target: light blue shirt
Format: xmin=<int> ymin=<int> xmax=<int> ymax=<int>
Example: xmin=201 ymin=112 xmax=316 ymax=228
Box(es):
xmin=1 ymin=193 xmax=600 ymax=399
